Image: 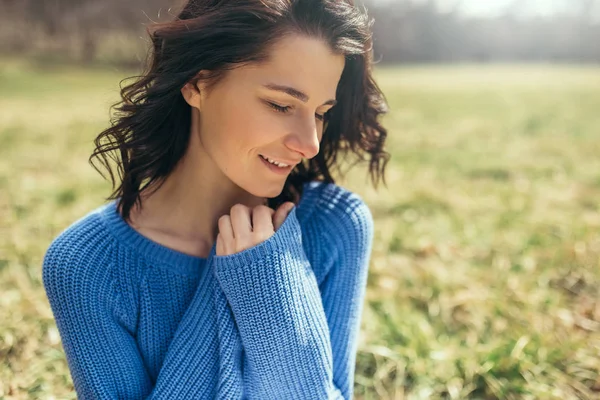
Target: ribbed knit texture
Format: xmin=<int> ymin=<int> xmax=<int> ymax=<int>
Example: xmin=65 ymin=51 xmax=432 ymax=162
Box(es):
xmin=42 ymin=181 xmax=374 ymax=399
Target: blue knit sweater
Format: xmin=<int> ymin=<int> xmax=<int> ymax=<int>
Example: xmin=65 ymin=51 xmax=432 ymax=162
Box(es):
xmin=42 ymin=181 xmax=374 ymax=399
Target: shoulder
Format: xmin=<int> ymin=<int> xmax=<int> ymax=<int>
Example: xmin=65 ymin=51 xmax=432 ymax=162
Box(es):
xmin=42 ymin=206 xmax=139 ymax=337
xmin=43 ymin=204 xmax=116 ymax=267
xmin=300 ymin=181 xmax=374 ymax=250
xmin=302 ymin=180 xmax=373 ymax=225
xmin=42 ymin=204 xmax=119 ymax=299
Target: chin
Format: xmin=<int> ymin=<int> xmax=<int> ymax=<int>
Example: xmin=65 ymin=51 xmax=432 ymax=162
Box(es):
xmin=260 ymin=184 xmax=285 ymax=198
xmin=238 ymin=179 xmax=280 ymax=198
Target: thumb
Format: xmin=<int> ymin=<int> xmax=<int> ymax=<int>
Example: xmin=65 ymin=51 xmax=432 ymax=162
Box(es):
xmin=273 ymin=202 xmax=295 ymax=231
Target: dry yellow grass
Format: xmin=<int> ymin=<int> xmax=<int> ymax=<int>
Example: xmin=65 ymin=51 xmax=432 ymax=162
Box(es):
xmin=1 ymin=58 xmax=599 ymax=399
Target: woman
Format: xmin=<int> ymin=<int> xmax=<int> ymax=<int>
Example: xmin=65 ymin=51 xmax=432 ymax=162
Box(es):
xmin=42 ymin=0 xmax=389 ymax=398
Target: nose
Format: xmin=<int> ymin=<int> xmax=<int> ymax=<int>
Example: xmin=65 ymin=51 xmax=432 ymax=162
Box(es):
xmin=285 ymin=115 xmax=321 ymax=160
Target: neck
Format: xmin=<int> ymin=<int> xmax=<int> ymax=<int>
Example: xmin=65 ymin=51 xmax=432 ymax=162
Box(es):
xmin=123 ymin=137 xmax=267 ymax=253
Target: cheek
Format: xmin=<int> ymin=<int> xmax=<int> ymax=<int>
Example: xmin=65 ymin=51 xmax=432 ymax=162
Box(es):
xmin=202 ymin=97 xmax=285 ymax=161
xmin=201 ymin=101 xmax=250 ymax=152
xmin=233 ymin=104 xmax=284 ymax=150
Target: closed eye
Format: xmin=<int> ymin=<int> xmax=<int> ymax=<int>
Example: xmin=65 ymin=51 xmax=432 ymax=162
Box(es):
xmin=266 ymin=102 xmax=291 ymax=114
xmin=266 ymin=101 xmax=326 ymax=121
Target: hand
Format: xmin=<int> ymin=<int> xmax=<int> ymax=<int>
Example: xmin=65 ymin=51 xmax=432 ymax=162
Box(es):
xmin=216 ymin=201 xmax=295 ymax=256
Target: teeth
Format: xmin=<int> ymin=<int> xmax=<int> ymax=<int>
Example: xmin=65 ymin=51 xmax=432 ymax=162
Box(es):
xmin=261 ymin=155 xmax=289 ymax=167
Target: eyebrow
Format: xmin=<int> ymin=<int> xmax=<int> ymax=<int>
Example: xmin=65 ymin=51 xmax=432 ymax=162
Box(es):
xmin=263 ymin=83 xmax=337 ymax=106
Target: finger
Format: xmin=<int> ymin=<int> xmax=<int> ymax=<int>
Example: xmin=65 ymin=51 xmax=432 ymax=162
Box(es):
xmin=281 ymin=201 xmax=295 ymax=216
xmin=230 ymin=204 xmax=252 ymax=238
xmin=252 ymin=205 xmax=275 ymax=236
xmin=216 ymin=233 xmax=223 ymax=256
xmin=218 ymin=214 xmax=234 ymax=238
xmin=273 ymin=206 xmax=286 ymax=232
xmin=273 ymin=202 xmax=294 ymax=231
xmin=217 ymin=215 xmax=233 ymax=254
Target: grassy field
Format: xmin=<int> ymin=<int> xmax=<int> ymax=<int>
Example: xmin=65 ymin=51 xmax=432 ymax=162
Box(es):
xmin=1 ymin=58 xmax=599 ymax=399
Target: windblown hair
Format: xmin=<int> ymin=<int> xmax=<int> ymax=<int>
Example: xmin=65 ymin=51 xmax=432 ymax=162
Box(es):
xmin=90 ymin=0 xmax=390 ymax=221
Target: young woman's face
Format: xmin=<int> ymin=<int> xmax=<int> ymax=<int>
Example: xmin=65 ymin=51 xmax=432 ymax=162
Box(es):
xmin=184 ymin=34 xmax=345 ymax=198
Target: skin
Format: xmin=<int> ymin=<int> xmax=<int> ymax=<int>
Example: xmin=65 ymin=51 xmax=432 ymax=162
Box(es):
xmin=125 ymin=33 xmax=346 ymax=258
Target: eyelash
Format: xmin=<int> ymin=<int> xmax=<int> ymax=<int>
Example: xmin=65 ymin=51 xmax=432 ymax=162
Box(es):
xmin=266 ymin=102 xmax=326 ymax=121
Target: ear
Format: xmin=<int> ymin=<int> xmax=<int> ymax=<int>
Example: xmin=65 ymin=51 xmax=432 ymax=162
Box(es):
xmin=181 ymin=80 xmax=202 ymax=110
xmin=181 ymin=71 xmax=209 ymax=110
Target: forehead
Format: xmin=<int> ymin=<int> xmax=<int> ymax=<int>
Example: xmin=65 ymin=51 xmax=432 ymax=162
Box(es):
xmin=234 ymin=34 xmax=346 ymax=102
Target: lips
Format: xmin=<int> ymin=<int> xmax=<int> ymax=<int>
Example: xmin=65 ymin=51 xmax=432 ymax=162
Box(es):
xmin=259 ymin=154 xmax=300 ymax=167
xmin=259 ymin=154 xmax=294 ymax=175
xmin=259 ymin=154 xmax=290 ymax=167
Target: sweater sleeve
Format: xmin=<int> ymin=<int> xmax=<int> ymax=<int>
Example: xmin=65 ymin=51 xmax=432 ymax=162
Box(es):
xmin=212 ymin=199 xmax=374 ymax=399
xmin=42 ymin=235 xmax=220 ymax=399
xmin=42 ymin=239 xmax=154 ymax=399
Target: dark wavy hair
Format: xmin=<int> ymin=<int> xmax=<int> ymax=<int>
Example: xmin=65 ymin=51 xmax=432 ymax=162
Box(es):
xmin=89 ymin=0 xmax=390 ymax=222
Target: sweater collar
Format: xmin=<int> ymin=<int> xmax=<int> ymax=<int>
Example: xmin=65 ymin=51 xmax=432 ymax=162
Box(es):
xmin=97 ymin=180 xmax=322 ymax=273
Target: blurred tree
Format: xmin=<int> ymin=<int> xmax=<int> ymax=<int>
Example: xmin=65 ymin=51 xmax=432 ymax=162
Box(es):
xmin=0 ymin=0 xmax=598 ymax=64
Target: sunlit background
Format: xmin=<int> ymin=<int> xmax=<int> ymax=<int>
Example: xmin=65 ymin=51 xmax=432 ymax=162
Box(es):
xmin=1 ymin=0 xmax=599 ymax=398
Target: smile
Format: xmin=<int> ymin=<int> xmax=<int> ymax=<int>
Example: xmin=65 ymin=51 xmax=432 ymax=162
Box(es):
xmin=259 ymin=155 xmax=294 ymax=175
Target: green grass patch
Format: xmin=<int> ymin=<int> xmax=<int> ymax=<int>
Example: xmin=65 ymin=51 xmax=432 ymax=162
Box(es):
xmin=2 ymin=58 xmax=599 ymax=399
